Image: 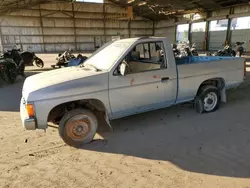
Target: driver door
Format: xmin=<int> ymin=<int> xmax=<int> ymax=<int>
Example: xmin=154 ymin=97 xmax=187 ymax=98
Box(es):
xmin=108 ymin=41 xmax=177 ymax=119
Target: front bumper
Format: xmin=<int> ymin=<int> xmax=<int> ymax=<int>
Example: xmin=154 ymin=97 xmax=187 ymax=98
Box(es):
xmin=22 ymin=118 xmax=36 ymax=130
xmin=20 ymin=98 xmax=36 ymax=130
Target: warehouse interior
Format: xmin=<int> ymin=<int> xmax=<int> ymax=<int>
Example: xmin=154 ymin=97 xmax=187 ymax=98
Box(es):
xmin=1 ymin=1 xmax=250 ymax=187
xmin=0 ymin=0 xmax=250 ymax=52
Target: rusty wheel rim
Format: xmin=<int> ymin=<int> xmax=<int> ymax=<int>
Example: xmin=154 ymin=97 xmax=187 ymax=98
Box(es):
xmin=65 ymin=115 xmax=91 ymax=141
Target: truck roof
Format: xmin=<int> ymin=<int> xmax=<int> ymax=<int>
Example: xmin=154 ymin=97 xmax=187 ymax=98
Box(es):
xmin=117 ymin=37 xmax=167 ymax=43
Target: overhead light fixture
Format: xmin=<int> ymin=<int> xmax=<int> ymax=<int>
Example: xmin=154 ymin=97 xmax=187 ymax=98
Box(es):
xmin=138 ymin=1 xmax=147 ymax=6
xmin=127 ymin=0 xmax=135 ymax=3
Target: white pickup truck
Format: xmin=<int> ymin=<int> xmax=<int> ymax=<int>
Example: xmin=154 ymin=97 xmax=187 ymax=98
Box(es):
xmin=20 ymin=37 xmax=245 ymax=147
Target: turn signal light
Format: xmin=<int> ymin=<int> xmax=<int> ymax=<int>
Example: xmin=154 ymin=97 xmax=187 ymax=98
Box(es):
xmin=26 ymin=104 xmax=35 ymax=117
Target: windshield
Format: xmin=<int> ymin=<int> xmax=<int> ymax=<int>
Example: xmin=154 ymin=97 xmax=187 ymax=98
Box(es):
xmin=83 ymin=41 xmax=131 ymax=71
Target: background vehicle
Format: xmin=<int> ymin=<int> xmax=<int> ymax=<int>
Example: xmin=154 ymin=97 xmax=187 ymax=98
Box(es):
xmin=52 ymin=50 xmax=88 ymax=68
xmin=235 ymin=41 xmax=245 ymax=57
xmin=67 ymin=54 xmax=88 ymax=67
xmin=0 ymin=56 xmax=20 ymax=84
xmin=191 ymin=43 xmax=198 ymax=56
xmin=20 ymin=37 xmax=245 ymax=147
xmin=214 ymin=44 xmax=236 ymax=57
xmin=4 ymin=44 xmax=43 ymax=68
xmin=20 ymin=51 xmax=44 ymax=68
xmin=176 ymin=41 xmax=198 ymax=57
xmin=0 ymin=48 xmax=25 ymax=83
xmin=52 ymin=49 xmax=75 ymax=68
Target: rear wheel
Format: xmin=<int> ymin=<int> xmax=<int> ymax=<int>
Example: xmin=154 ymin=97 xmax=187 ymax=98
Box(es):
xmin=59 ymin=109 xmax=98 ymax=147
xmin=195 ymin=86 xmax=220 ymax=113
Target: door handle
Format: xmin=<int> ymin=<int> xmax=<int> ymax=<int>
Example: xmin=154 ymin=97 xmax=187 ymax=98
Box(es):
xmin=161 ymin=77 xmax=169 ymax=83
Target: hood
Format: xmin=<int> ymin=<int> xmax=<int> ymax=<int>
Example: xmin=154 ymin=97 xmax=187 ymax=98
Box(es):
xmin=22 ymin=66 xmax=108 ymax=101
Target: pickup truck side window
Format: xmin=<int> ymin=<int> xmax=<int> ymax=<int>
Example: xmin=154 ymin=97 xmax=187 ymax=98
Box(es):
xmin=124 ymin=42 xmax=166 ymax=74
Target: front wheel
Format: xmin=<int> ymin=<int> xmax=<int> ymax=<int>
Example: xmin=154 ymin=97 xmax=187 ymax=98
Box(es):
xmin=59 ymin=109 xmax=98 ymax=147
xmin=195 ymin=86 xmax=220 ymax=113
xmin=34 ymin=58 xmax=44 ymax=68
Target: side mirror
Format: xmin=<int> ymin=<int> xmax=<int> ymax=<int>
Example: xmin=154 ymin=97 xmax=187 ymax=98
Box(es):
xmin=120 ymin=62 xmax=127 ymax=76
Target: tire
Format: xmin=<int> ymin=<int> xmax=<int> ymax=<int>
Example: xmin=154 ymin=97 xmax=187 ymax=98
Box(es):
xmin=59 ymin=108 xmax=98 ymax=147
xmin=34 ymin=58 xmax=44 ymax=68
xmin=195 ymin=85 xmax=220 ymax=114
xmin=4 ymin=64 xmax=17 ymax=84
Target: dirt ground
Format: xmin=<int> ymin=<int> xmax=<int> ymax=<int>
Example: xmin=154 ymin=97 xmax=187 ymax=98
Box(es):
xmin=0 ymin=55 xmax=250 ymax=188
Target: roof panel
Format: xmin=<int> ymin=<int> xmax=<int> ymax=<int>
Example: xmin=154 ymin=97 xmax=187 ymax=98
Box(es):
xmin=0 ymin=0 xmax=249 ymax=20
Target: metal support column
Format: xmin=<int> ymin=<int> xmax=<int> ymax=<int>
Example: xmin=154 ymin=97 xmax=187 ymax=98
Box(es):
xmin=39 ymin=5 xmax=45 ymax=52
xmin=205 ymin=20 xmax=210 ymax=51
xmin=226 ymin=7 xmax=234 ymax=45
xmin=188 ymin=23 xmax=192 ymax=43
xmin=128 ymin=19 xmax=131 ymax=38
xmin=152 ymin=20 xmax=155 ymax=36
xmin=204 ymin=12 xmax=211 ymax=51
xmin=103 ymin=3 xmax=106 ymax=43
xmin=72 ymin=3 xmax=77 ymax=51
xmin=174 ymin=17 xmax=177 ymax=43
xmin=0 ymin=25 xmax=3 ymax=52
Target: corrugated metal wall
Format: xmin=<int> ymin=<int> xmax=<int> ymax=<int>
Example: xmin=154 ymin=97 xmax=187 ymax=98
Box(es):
xmin=191 ymin=32 xmax=205 ymax=50
xmin=231 ymin=29 xmax=250 ymax=50
xmin=209 ymin=31 xmax=227 ymax=50
xmin=154 ymin=19 xmax=175 ymax=43
xmin=0 ymin=1 xmax=153 ymax=52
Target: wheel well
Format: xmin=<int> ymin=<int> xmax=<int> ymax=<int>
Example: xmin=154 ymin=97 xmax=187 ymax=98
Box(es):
xmin=47 ymin=99 xmax=108 ymax=126
xmin=196 ymin=78 xmax=225 ymax=96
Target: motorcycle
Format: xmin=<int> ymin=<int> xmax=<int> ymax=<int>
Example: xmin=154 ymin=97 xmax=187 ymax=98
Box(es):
xmin=67 ymin=54 xmax=88 ymax=67
xmin=20 ymin=51 xmax=44 ymax=68
xmin=4 ymin=44 xmax=44 ymax=68
xmin=176 ymin=41 xmax=198 ymax=57
xmin=52 ymin=49 xmax=75 ymax=68
xmin=172 ymin=44 xmax=181 ymax=57
xmin=214 ymin=44 xmax=236 ymax=57
xmin=235 ymin=41 xmax=245 ymax=57
xmin=191 ymin=43 xmax=198 ymax=56
xmin=0 ymin=53 xmax=23 ymax=84
xmin=52 ymin=49 xmax=87 ymax=68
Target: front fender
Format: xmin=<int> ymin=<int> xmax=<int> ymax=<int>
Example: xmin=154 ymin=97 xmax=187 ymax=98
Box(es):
xmin=34 ymin=91 xmax=111 ymax=129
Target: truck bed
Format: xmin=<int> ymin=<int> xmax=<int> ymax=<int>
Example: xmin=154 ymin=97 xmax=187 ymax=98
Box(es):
xmin=175 ymin=56 xmax=236 ymax=65
xmin=175 ymin=56 xmax=245 ymax=103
